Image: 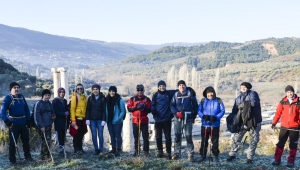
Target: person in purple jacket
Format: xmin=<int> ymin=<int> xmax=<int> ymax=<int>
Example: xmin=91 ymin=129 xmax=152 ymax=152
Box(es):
xmin=197 ymin=86 xmax=225 ymax=163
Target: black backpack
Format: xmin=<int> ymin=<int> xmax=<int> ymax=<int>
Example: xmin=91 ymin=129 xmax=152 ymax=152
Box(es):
xmin=30 ymin=101 xmax=41 ymax=129
xmin=226 ymin=111 xmax=242 ymax=133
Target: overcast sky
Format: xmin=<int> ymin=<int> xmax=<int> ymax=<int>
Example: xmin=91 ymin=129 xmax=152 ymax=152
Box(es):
xmin=1 ymin=0 xmax=299 ymax=44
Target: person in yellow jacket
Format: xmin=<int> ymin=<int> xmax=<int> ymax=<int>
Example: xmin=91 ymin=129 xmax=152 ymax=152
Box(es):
xmin=70 ymin=83 xmax=87 ymax=155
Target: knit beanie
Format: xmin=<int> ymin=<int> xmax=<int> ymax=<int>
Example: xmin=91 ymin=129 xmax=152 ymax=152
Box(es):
xmin=136 ymin=84 xmax=144 ymax=89
xmin=57 ymin=87 xmax=65 ymax=94
xmin=42 ymin=89 xmax=51 ymax=98
xmin=91 ymin=84 xmax=101 ymax=90
xmin=285 ymin=85 xmax=294 ymax=92
xmin=108 ymin=86 xmax=117 ymax=92
xmin=240 ymin=82 xmax=252 ymax=90
xmin=177 ymin=80 xmax=186 ymax=87
xmin=157 ymin=80 xmax=166 ymax=87
xmin=10 ymin=82 xmax=20 ymax=90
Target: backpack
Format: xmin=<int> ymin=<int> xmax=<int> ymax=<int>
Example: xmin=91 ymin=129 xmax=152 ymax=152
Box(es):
xmin=226 ymin=111 xmax=242 ymax=133
xmin=30 ymin=101 xmax=41 ymax=128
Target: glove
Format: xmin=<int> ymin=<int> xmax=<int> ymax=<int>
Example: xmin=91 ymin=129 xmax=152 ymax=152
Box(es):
xmin=101 ymin=121 xmax=106 ymax=126
xmin=40 ymin=127 xmax=45 ymax=133
xmin=271 ymin=124 xmax=276 ymax=129
xmin=26 ymin=120 xmax=31 ymax=128
xmin=152 ymin=110 xmax=158 ymax=117
xmin=136 ymin=103 xmax=145 ymax=110
xmin=65 ymin=111 xmax=69 ymax=116
xmin=4 ymin=120 xmax=12 ymax=127
xmin=86 ymin=120 xmax=90 ymax=125
xmin=210 ymin=116 xmax=217 ymax=122
xmin=51 ymin=114 xmax=56 ymax=120
xmin=176 ymin=112 xmax=184 ymax=119
xmin=202 ymin=115 xmax=211 ymax=121
xmin=238 ymin=104 xmax=243 ymax=110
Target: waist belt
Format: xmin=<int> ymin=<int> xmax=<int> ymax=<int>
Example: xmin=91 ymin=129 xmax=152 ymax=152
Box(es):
xmin=9 ymin=115 xmax=25 ymax=118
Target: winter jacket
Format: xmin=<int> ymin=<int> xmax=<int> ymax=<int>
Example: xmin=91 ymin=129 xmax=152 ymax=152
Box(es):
xmin=52 ymin=97 xmax=69 ymax=131
xmin=170 ymin=90 xmax=198 ymax=121
xmin=272 ymin=95 xmax=300 ymax=128
xmin=70 ymin=93 xmax=87 ymax=122
xmin=86 ymin=93 xmax=106 ymax=121
xmin=232 ymin=89 xmax=262 ymax=124
xmin=106 ymin=94 xmax=126 ymax=124
xmin=0 ymin=94 xmax=30 ymax=125
xmin=127 ymin=94 xmax=151 ymax=124
xmin=151 ymin=90 xmax=175 ymax=122
xmin=34 ymin=100 xmax=55 ymax=128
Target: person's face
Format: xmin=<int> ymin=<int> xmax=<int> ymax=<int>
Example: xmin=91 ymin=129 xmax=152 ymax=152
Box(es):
xmin=178 ymin=84 xmax=186 ymax=94
xmin=92 ymin=88 xmax=100 ymax=96
xmin=11 ymin=85 xmax=20 ymax=96
xmin=137 ymin=88 xmax=144 ymax=96
xmin=76 ymin=85 xmax=84 ymax=94
xmin=207 ymin=92 xmax=214 ymax=99
xmin=240 ymin=85 xmax=248 ymax=93
xmin=109 ymin=90 xmax=115 ymax=97
xmin=158 ymin=85 xmax=166 ymax=92
xmin=43 ymin=94 xmax=51 ymax=102
xmin=286 ymin=91 xmax=294 ymax=98
xmin=58 ymin=90 xmax=65 ymax=98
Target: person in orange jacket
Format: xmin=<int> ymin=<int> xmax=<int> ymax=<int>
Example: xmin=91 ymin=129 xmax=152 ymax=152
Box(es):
xmin=127 ymin=84 xmax=151 ymax=156
xmin=271 ymin=85 xmax=300 ymax=168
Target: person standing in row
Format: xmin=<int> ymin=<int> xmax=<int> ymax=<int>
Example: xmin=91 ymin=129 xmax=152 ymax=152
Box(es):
xmin=53 ymin=87 xmax=69 ymax=157
xmin=86 ymin=84 xmax=106 ymax=155
xmin=70 ymin=83 xmax=88 ymax=155
xmin=0 ymin=82 xmax=34 ymax=165
xmin=271 ymin=85 xmax=300 ymax=168
xmin=106 ymin=86 xmax=126 ymax=156
xmin=127 ymin=84 xmax=152 ymax=156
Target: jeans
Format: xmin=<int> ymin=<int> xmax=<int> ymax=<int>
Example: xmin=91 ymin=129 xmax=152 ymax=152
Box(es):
xmin=89 ymin=120 xmax=104 ymax=151
xmin=155 ymin=120 xmax=172 ymax=154
xmin=132 ymin=123 xmax=149 ymax=152
xmin=174 ymin=118 xmax=194 ymax=156
xmin=107 ymin=122 xmax=123 ymax=150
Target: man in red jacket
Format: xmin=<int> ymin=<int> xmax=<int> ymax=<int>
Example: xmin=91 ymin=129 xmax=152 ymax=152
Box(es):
xmin=127 ymin=84 xmax=152 ymax=156
xmin=271 ymin=85 xmax=300 ymax=168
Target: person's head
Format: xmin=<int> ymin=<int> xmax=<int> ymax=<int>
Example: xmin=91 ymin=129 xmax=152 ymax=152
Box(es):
xmin=108 ymin=86 xmax=117 ymax=97
xmin=240 ymin=82 xmax=252 ymax=93
xmin=58 ymin=87 xmax=65 ymax=98
xmin=177 ymin=80 xmax=186 ymax=94
xmin=203 ymin=86 xmax=215 ymax=99
xmin=157 ymin=80 xmax=166 ymax=92
xmin=285 ymin=85 xmax=294 ymax=98
xmin=136 ymin=84 xmax=145 ymax=96
xmin=42 ymin=89 xmax=51 ymax=102
xmin=10 ymin=82 xmax=20 ymax=96
xmin=76 ymin=83 xmax=84 ymax=94
xmin=91 ymin=84 xmax=100 ymax=96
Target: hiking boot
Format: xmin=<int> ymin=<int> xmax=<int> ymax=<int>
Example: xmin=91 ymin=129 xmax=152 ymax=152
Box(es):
xmin=94 ymin=149 xmax=100 ymax=155
xmin=167 ymin=153 xmax=172 ymax=160
xmin=117 ymin=148 xmax=122 ymax=153
xmin=10 ymin=161 xmax=16 ymax=166
xmin=172 ymin=153 xmax=179 ymax=160
xmin=246 ymin=159 xmax=253 ymax=164
xmin=286 ymin=162 xmax=294 ymax=168
xmin=133 ymin=150 xmax=139 ymax=157
xmin=144 ymin=151 xmax=150 ymax=157
xmin=76 ymin=150 xmax=83 ymax=155
xmin=25 ymin=157 xmax=35 ymax=162
xmin=226 ymin=155 xmax=236 ymax=161
xmin=212 ymin=155 xmax=220 ymax=163
xmin=108 ymin=149 xmax=120 ymax=156
xmin=156 ymin=150 xmax=163 ymax=158
xmin=271 ymin=160 xmax=281 ymax=166
xmin=188 ymin=155 xmax=194 ymax=162
xmin=199 ymin=155 xmax=206 ymax=162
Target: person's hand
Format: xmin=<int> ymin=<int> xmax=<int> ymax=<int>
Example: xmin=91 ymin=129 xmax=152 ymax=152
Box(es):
xmin=101 ymin=121 xmax=106 ymax=126
xmin=152 ymin=110 xmax=158 ymax=117
xmin=26 ymin=120 xmax=31 ymax=128
xmin=40 ymin=127 xmax=45 ymax=133
xmin=271 ymin=124 xmax=276 ymax=129
xmin=238 ymin=104 xmax=243 ymax=110
xmin=5 ymin=120 xmax=13 ymax=128
xmin=65 ymin=111 xmax=69 ymax=116
xmin=176 ymin=112 xmax=184 ymax=119
xmin=51 ymin=114 xmax=56 ymax=120
xmin=210 ymin=116 xmax=217 ymax=122
xmin=86 ymin=120 xmax=90 ymax=125
xmin=202 ymin=115 xmax=211 ymax=121
xmin=72 ymin=122 xmax=78 ymax=130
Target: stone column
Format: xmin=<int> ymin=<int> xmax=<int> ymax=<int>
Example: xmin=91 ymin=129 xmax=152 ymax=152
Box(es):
xmin=57 ymin=67 xmax=69 ymax=102
xmin=51 ymin=68 xmax=60 ymax=98
xmin=122 ymin=112 xmax=133 ymax=152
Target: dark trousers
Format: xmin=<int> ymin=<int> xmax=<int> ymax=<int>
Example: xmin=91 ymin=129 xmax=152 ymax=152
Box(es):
xmin=200 ymin=126 xmax=220 ymax=156
xmin=9 ymin=124 xmax=31 ymax=162
xmin=276 ymin=127 xmax=299 ymax=149
xmin=155 ymin=120 xmax=172 ymax=153
xmin=38 ymin=126 xmax=52 ymax=158
xmin=73 ymin=120 xmax=84 ymax=150
xmin=57 ymin=129 xmax=66 ymax=146
xmin=132 ymin=123 xmax=149 ymax=152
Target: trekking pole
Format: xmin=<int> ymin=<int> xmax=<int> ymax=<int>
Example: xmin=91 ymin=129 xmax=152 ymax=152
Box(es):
xmin=43 ymin=132 xmax=54 ymax=162
xmin=201 ymin=126 xmax=207 ymax=163
xmin=138 ymin=111 xmax=141 ymax=156
xmin=179 ymin=118 xmax=184 ymax=159
xmin=64 ymin=116 xmax=68 ymax=159
xmin=274 ymin=127 xmax=300 ymax=132
xmin=241 ymin=136 xmax=248 ymax=156
xmin=209 ymin=126 xmax=213 ymax=166
xmin=11 ymin=131 xmax=21 ymax=160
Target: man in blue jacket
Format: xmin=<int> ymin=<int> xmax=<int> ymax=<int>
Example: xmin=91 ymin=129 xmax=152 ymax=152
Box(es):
xmin=0 ymin=82 xmax=34 ymax=165
xmin=170 ymin=80 xmax=198 ymax=162
xmin=198 ymin=86 xmax=225 ymax=163
xmin=151 ymin=80 xmax=174 ymax=159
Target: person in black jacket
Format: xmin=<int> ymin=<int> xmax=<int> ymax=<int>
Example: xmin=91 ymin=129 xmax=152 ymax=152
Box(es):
xmin=85 ymin=84 xmax=106 ymax=155
xmin=53 ymin=87 xmax=69 ymax=157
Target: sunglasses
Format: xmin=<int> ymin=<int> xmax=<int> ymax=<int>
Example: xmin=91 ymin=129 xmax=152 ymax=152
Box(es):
xmin=137 ymin=89 xmax=144 ymax=92
xmin=77 ymin=88 xmax=83 ymax=90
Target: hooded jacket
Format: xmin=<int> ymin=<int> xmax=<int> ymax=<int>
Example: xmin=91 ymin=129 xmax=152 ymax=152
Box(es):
xmin=197 ymin=86 xmax=225 ymax=127
xmin=86 ymin=93 xmax=106 ymax=121
xmin=70 ymin=93 xmax=87 ymax=122
xmin=151 ymin=90 xmax=176 ymax=122
xmin=53 ymin=97 xmax=69 ymax=131
xmin=34 ymin=100 xmax=55 ymax=128
xmin=127 ymin=94 xmax=151 ymax=124
xmin=106 ymin=93 xmax=126 ymax=124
